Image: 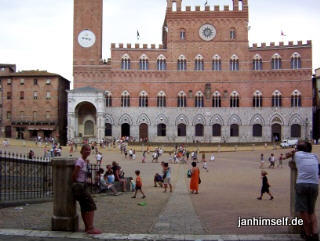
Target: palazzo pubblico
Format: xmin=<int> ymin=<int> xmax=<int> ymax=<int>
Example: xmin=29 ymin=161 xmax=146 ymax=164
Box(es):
xmin=68 ymin=0 xmax=313 ymax=143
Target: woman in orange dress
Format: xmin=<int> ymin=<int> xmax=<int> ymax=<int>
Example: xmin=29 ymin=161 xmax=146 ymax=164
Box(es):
xmin=190 ymin=161 xmax=200 ymax=194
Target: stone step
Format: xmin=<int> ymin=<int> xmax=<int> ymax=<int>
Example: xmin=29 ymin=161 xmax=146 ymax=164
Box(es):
xmin=0 ymin=229 xmax=304 ymax=241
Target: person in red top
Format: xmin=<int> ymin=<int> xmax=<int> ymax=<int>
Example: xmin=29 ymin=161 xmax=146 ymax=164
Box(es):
xmin=131 ymin=170 xmax=146 ymax=199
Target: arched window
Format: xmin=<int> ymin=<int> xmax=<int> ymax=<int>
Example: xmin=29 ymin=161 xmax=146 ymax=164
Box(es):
xmin=177 ymin=55 xmax=187 ymax=71
xmin=291 ymin=52 xmax=301 ymax=69
xmin=121 ymin=91 xmax=130 ymax=107
xmin=139 ymin=54 xmax=149 ymax=70
xmin=230 ymin=54 xmax=239 ymax=71
xmin=157 ymin=55 xmax=167 ymax=71
xmin=177 ymin=91 xmax=187 ymax=107
xmin=139 ymin=91 xmax=148 ymax=107
xmin=195 ymin=124 xmax=204 ymax=137
xmin=253 ymin=54 xmax=263 ymax=71
xmin=157 ymin=124 xmax=166 ymax=136
xmin=180 ymin=29 xmax=186 ymax=40
xmin=230 ymin=91 xmax=240 ymax=107
xmin=105 ymin=123 xmax=112 ymax=136
xmin=195 ymin=91 xmax=204 ymax=107
xmin=105 ymin=91 xmax=112 ymax=107
xmin=271 ymin=53 xmax=282 ymax=70
xmin=121 ymin=54 xmax=131 ymax=70
xmin=253 ymin=90 xmax=263 ymax=107
xmin=177 ymin=123 xmax=186 ymax=136
xmin=291 ymin=124 xmax=301 ymax=138
xmin=230 ymin=124 xmax=239 ymax=137
xmin=212 ymin=55 xmax=222 ymax=71
xmin=272 ymin=90 xmax=282 ymax=107
xmin=253 ymin=124 xmax=262 ymax=137
xmin=194 ymin=54 xmax=204 ymax=71
xmin=212 ymin=91 xmax=221 ymax=107
xmin=212 ymin=124 xmax=221 ymax=136
xmin=291 ymin=90 xmax=302 ymax=107
xmin=157 ymin=91 xmax=166 ymax=107
xmin=230 ymin=28 xmax=236 ymax=40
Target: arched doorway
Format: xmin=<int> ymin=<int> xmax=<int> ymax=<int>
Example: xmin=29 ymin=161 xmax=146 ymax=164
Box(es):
xmin=271 ymin=123 xmax=281 ymax=142
xmin=139 ymin=123 xmax=148 ymax=140
xmin=75 ymin=101 xmax=97 ymax=138
xmin=121 ymin=123 xmax=130 ymax=137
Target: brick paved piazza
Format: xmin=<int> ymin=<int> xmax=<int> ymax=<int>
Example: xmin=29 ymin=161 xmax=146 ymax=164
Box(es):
xmin=0 ymin=142 xmax=320 ymax=235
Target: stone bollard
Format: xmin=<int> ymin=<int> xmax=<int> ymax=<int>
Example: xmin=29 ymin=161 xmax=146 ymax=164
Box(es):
xmin=252 ymin=144 xmax=255 ymax=151
xmin=288 ymin=160 xmax=302 ymax=234
xmin=51 ymin=157 xmax=79 ymax=232
xmin=234 ymin=145 xmax=238 ymax=152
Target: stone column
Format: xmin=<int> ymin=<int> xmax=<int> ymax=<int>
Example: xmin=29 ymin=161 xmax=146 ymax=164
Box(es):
xmin=51 ymin=157 xmax=79 ymax=232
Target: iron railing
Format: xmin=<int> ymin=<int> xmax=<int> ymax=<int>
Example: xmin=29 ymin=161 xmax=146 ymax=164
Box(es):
xmin=0 ymin=151 xmax=52 ymax=202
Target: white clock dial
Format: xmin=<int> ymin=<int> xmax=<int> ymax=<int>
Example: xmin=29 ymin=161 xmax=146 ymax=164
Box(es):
xmin=199 ymin=24 xmax=216 ymax=41
xmin=78 ymin=30 xmax=96 ymax=48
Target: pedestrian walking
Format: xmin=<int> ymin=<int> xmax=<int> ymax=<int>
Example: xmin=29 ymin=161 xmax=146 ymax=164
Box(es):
xmin=257 ymin=170 xmax=274 ymax=200
xmin=131 ymin=170 xmax=146 ymax=199
xmin=259 ymin=153 xmax=264 ymax=168
xmin=277 ymin=153 xmax=284 ymax=168
xmin=268 ymin=153 xmax=275 ymax=168
xmin=190 ymin=161 xmax=200 ymax=194
xmin=163 ymin=162 xmax=172 ymax=192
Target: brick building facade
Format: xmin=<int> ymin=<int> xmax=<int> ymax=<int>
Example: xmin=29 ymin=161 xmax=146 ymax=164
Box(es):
xmin=68 ymin=0 xmax=313 ymax=143
xmin=0 ymin=66 xmax=70 ymax=145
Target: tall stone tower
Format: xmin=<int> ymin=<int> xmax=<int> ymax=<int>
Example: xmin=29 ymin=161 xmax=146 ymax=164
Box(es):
xmin=73 ymin=0 xmax=103 ymax=87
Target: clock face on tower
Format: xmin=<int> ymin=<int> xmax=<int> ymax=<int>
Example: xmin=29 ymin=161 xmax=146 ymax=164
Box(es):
xmin=78 ymin=29 xmax=96 ymax=48
xmin=199 ymin=24 xmax=216 ymax=41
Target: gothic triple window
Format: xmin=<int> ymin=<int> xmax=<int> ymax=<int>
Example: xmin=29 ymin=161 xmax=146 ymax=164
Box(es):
xmin=194 ymin=55 xmax=204 ymax=71
xmin=272 ymin=90 xmax=282 ymax=107
xmin=230 ymin=91 xmax=240 ymax=107
xmin=177 ymin=91 xmax=187 ymax=107
xmin=139 ymin=91 xmax=148 ymax=107
xmin=121 ymin=91 xmax=130 ymax=107
xmin=291 ymin=52 xmax=302 ymax=69
xmin=253 ymin=54 xmax=263 ymax=71
xmin=157 ymin=91 xmax=166 ymax=107
xmin=271 ymin=53 xmax=282 ymax=70
xmin=139 ymin=54 xmax=149 ymax=70
xmin=212 ymin=91 xmax=221 ymax=107
xmin=157 ymin=55 xmax=167 ymax=71
xmin=230 ymin=55 xmax=239 ymax=71
xmin=212 ymin=55 xmax=222 ymax=71
xmin=121 ymin=54 xmax=131 ymax=70
xmin=195 ymin=91 xmax=204 ymax=107
xmin=291 ymin=90 xmax=302 ymax=107
xmin=177 ymin=55 xmax=187 ymax=71
xmin=252 ymin=90 xmax=263 ymax=107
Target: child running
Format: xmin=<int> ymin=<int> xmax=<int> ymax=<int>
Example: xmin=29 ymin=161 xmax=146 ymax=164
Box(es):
xmin=257 ymin=170 xmax=274 ymax=200
xmin=131 ymin=170 xmax=146 ymax=199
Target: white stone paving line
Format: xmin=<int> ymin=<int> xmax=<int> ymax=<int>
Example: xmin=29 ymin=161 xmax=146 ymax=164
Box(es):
xmin=0 ymin=229 xmax=304 ymax=240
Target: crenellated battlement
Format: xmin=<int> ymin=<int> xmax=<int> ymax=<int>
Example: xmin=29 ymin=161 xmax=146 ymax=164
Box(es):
xmin=249 ymin=40 xmax=312 ymax=49
xmin=111 ymin=43 xmax=166 ymax=50
xmin=166 ymin=0 xmax=248 ymax=13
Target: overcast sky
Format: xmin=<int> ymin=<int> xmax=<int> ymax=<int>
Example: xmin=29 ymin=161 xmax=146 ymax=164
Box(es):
xmin=0 ymin=0 xmax=319 ymax=87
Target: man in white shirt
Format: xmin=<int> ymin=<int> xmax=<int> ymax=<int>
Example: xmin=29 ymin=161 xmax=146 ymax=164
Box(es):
xmin=288 ymin=141 xmax=319 ymax=241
